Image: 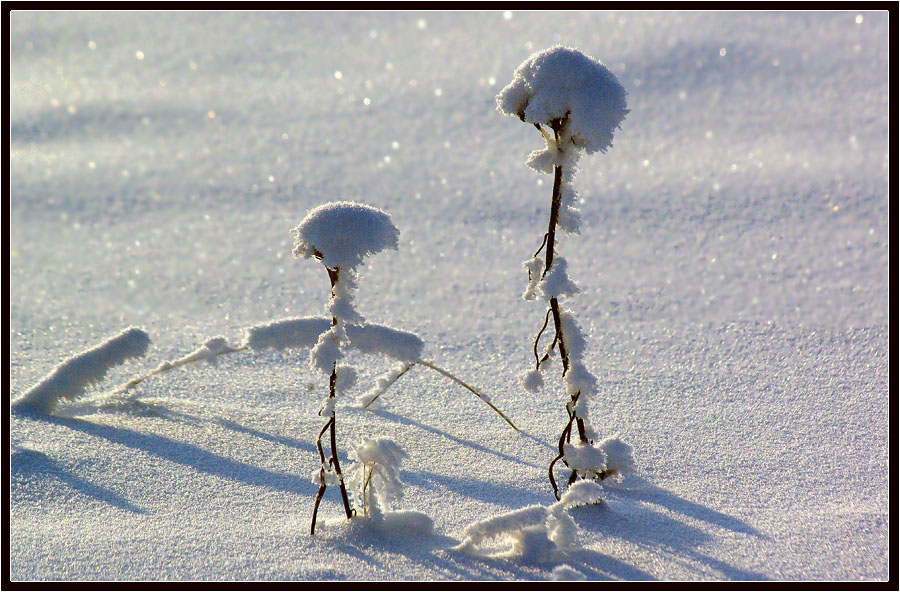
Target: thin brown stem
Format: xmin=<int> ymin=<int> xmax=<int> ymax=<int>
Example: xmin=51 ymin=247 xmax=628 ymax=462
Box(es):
xmin=538 ymin=116 xmax=591 ymax=497
xmin=532 ymin=308 xmax=553 ymax=370
xmin=417 ymin=359 xmax=519 ymax=431
xmin=310 ymin=265 xmax=354 ymax=535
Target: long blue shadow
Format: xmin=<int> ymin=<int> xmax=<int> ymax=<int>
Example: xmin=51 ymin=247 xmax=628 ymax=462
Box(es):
xmin=10 ymin=446 xmax=145 ymax=514
xmin=39 ymin=415 xmax=317 ymax=498
xmin=404 ymin=469 xmax=548 ymax=508
xmin=363 ymin=408 xmax=542 ymax=469
xmin=216 ymin=418 xmax=317 ymax=454
xmin=574 ymin=493 xmax=771 ymax=581
xmin=613 ymin=477 xmax=767 ymax=539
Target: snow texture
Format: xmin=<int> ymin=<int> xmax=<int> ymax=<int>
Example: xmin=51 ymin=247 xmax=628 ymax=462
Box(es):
xmin=455 ymin=480 xmax=602 ymax=562
xmin=537 ymin=256 xmax=580 ymax=300
xmin=521 ymin=368 xmax=544 ymax=393
xmin=552 ymin=564 xmax=587 ymax=581
xmin=522 ymin=255 xmax=545 ymax=301
xmin=245 ymin=317 xmax=423 ymax=363
xmin=355 ymin=361 xmax=415 ymax=408
xmin=310 ymin=324 xmax=346 ymax=375
xmin=11 ymin=327 xmax=150 ymax=415
xmin=562 ymin=441 xmax=606 ymax=478
xmin=9 ymin=10 xmax=889 ymax=582
xmin=291 ymin=201 xmax=400 ymax=271
xmin=497 ymin=45 xmax=629 ymax=154
xmin=598 ymin=436 xmax=635 ymax=478
xmin=328 ymin=271 xmax=364 ymax=325
xmin=156 ymin=336 xmax=231 ymax=370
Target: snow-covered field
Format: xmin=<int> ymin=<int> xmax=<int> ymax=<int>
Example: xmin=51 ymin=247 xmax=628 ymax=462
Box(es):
xmin=9 ymin=10 xmax=890 ymax=581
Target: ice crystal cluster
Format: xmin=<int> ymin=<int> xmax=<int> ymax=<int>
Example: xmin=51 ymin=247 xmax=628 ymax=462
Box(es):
xmin=496 ymin=45 xmax=628 ymax=155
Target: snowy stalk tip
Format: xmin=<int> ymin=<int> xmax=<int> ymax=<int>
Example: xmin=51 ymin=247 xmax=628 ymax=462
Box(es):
xmin=12 ymin=327 xmax=151 ymax=415
xmin=498 ymin=46 xmax=631 ymax=498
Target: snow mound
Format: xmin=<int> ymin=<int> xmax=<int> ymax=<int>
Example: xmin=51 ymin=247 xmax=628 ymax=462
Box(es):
xmin=453 ymin=481 xmax=603 ymax=563
xmin=291 ymin=201 xmax=400 ymax=271
xmin=11 ymin=327 xmax=151 ymax=415
xmin=551 ymin=564 xmax=587 ymax=581
xmin=496 ymin=45 xmax=628 ymax=154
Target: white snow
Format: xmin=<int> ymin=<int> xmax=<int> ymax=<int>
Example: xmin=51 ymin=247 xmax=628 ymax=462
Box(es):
xmin=291 ymin=201 xmax=400 ymax=272
xmin=345 ymin=323 xmax=425 ymax=363
xmin=497 ymin=45 xmax=629 ymax=154
xmin=355 ymin=361 xmax=415 ymax=408
xmin=598 ymin=436 xmax=634 ymax=478
xmin=346 ymin=437 xmax=408 ymax=518
xmin=157 ymin=336 xmax=232 ymax=369
xmin=521 ymin=368 xmax=544 ymax=393
xmin=243 ymin=317 xmax=332 ymax=351
xmin=552 ymin=564 xmax=587 ymax=581
xmin=310 ymin=324 xmax=346 ymax=375
xmin=245 ymin=317 xmax=423 ymax=364
xmin=562 ymin=441 xmax=606 ymax=478
xmin=11 ymin=327 xmax=150 ymax=415
xmin=454 ymin=480 xmax=603 ymax=562
xmin=9 ymin=10 xmax=889 ymax=583
xmin=537 ymin=256 xmax=581 ymax=300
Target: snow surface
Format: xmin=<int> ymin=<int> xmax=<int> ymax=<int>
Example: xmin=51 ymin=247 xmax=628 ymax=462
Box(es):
xmin=9 ymin=10 xmax=890 ymax=581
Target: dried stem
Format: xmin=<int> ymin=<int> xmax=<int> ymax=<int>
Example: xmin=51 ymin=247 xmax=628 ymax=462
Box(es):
xmin=532 ymin=307 xmax=553 ymax=369
xmin=417 ymin=359 xmax=519 ymax=431
xmin=310 ymin=266 xmax=354 ymax=535
xmin=538 ymin=117 xmax=590 ymax=497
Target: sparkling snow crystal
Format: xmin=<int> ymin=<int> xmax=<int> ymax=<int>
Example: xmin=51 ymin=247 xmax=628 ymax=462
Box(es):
xmin=291 ymin=201 xmax=399 ymax=271
xmin=496 ymin=45 xmax=628 ymax=154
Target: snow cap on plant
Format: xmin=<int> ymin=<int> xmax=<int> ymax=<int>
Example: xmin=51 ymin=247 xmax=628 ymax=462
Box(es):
xmin=497 ymin=45 xmax=628 ymax=154
xmin=291 ymin=201 xmax=400 ymax=271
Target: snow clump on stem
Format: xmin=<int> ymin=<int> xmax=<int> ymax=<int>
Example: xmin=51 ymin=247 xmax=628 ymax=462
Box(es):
xmin=291 ymin=201 xmax=399 ymax=272
xmin=496 ymin=45 xmax=628 ymax=155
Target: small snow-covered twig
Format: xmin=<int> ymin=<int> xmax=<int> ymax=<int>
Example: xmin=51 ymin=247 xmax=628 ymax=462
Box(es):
xmin=11 ymin=327 xmax=151 ymax=415
xmin=108 ymin=337 xmax=246 ymax=399
xmin=356 ymin=361 xmax=416 ymax=409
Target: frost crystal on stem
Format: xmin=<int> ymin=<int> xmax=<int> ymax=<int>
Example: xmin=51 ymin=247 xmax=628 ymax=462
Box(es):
xmin=498 ymin=46 xmax=632 ymax=499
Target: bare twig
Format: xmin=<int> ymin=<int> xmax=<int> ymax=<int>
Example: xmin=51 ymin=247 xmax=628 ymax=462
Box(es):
xmin=532 ymin=308 xmax=553 ymax=370
xmin=417 ymin=359 xmax=519 ymax=431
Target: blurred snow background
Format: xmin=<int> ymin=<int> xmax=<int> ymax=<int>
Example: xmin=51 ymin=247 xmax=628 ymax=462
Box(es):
xmin=9 ymin=10 xmax=889 ymax=581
